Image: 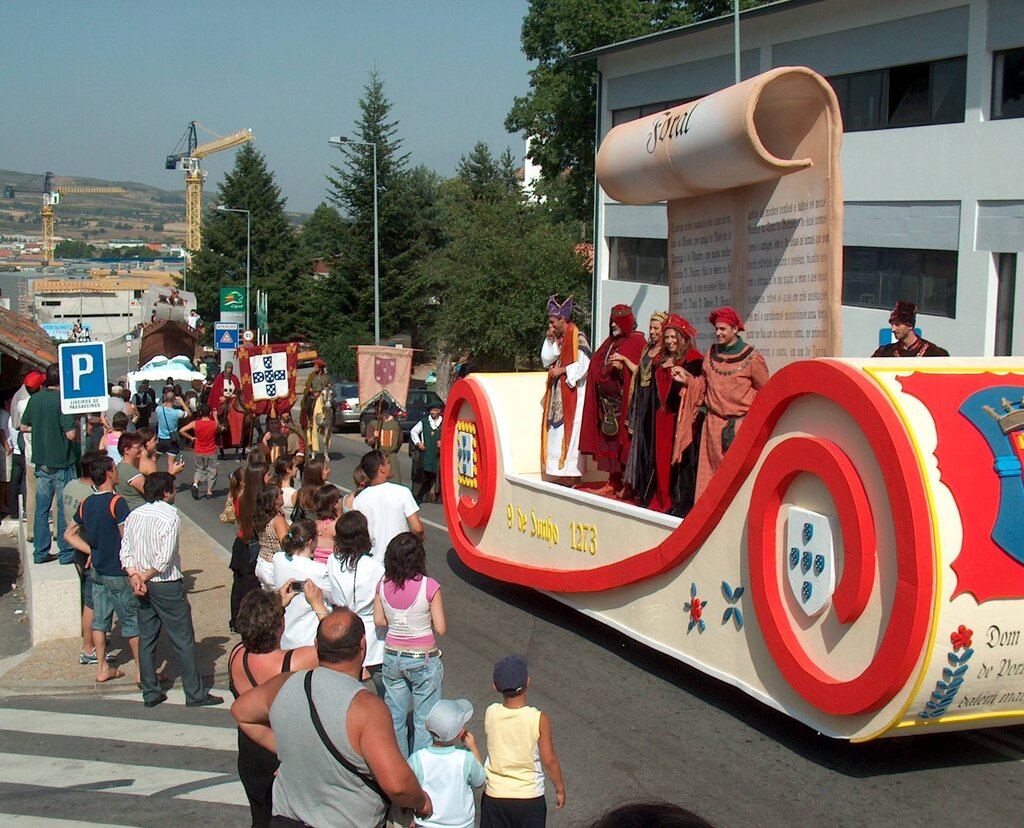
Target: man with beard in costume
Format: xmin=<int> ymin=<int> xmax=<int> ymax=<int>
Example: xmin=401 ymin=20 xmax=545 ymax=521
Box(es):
xmin=621 ymin=311 xmax=667 ymax=502
xmin=580 ymin=304 xmax=647 ymax=497
xmin=871 ymin=300 xmax=949 ymax=357
xmin=540 ymin=295 xmax=591 ymax=485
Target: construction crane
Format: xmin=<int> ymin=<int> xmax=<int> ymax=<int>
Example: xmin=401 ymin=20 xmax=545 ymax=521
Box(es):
xmin=165 ymin=121 xmax=254 ymax=252
xmin=2 ymin=172 xmax=124 ymax=265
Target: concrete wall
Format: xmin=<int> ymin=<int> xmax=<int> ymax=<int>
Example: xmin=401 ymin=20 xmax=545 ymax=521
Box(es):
xmin=593 ymin=0 xmax=1024 ymax=357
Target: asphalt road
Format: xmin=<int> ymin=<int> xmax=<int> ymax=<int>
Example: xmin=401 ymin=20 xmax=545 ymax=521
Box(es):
xmin=171 ymin=430 xmax=1024 ymax=827
xmin=0 ymin=428 xmax=1021 ymax=826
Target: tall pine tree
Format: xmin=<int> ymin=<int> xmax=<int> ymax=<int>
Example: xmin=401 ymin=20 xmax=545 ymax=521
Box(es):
xmin=325 ymin=70 xmax=440 ymax=343
xmin=189 ymin=144 xmax=305 ymax=340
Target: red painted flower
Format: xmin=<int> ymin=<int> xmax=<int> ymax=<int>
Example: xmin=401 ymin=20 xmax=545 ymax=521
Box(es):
xmin=950 ymin=625 xmax=973 ymax=651
xmin=690 ymin=599 xmax=704 ymax=622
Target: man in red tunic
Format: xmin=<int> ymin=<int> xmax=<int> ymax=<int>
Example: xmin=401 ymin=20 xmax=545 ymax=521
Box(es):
xmin=580 ymin=304 xmax=647 ymax=496
xmin=674 ymin=307 xmax=769 ymax=500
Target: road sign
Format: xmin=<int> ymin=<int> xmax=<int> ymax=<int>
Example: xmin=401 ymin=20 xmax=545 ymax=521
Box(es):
xmin=242 ymin=329 xmax=255 ymax=343
xmin=214 ymin=322 xmax=240 ymax=351
xmin=220 ymin=287 xmax=246 ymax=313
xmin=58 ymin=341 xmax=108 ymax=415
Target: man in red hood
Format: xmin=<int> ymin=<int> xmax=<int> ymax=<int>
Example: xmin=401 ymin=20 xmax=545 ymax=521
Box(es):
xmin=580 ymin=304 xmax=647 ymax=496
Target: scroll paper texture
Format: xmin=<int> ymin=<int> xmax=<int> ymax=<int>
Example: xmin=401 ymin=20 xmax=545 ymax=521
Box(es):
xmin=597 ymin=67 xmax=843 ymax=372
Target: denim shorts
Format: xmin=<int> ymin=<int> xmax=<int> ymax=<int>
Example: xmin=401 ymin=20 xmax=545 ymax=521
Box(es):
xmin=156 ymin=438 xmax=180 ymax=456
xmin=90 ymin=571 xmax=140 ymax=637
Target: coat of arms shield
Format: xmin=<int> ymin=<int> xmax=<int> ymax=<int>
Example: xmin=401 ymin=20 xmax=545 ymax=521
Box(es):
xmin=785 ymin=506 xmax=835 ymax=617
xmin=374 ymin=355 xmax=396 ymax=386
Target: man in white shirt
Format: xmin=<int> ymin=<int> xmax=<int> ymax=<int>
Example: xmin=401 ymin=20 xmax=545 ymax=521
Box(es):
xmin=120 ymin=471 xmax=222 ymax=710
xmin=353 ymin=450 xmax=425 ymax=559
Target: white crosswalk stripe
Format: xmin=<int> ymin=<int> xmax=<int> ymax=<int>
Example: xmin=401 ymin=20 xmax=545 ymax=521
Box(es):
xmin=0 ymin=695 xmax=250 ymax=822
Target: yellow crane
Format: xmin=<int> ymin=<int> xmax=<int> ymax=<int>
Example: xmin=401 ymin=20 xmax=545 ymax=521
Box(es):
xmin=2 ymin=172 xmax=124 ymax=265
xmin=166 ymin=121 xmax=254 ymax=252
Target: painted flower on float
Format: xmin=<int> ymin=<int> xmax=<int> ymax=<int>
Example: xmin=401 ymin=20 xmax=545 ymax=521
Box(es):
xmin=950 ymin=625 xmax=973 ymax=651
xmin=684 ymin=582 xmax=707 ymax=634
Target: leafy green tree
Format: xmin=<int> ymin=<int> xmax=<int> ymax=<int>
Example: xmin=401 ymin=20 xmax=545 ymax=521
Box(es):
xmin=54 ymin=239 xmax=96 ymax=259
xmin=414 ymin=173 xmax=590 ymax=371
xmin=507 ymin=0 xmax=767 ymax=225
xmin=188 ymin=144 xmax=307 ymax=340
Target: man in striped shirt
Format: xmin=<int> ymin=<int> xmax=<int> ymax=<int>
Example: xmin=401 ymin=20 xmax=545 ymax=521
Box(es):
xmin=120 ymin=472 xmax=223 ymax=709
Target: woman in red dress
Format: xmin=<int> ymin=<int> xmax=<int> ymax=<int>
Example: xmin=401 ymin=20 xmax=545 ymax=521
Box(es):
xmin=648 ymin=315 xmax=703 ymax=515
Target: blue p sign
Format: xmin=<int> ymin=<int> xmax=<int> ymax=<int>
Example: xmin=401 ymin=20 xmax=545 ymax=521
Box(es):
xmin=59 ymin=341 xmax=108 ymax=414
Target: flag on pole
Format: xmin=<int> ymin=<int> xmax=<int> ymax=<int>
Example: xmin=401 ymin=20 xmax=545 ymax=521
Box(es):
xmin=237 ymin=342 xmax=300 ymax=416
xmin=357 ymin=346 xmax=413 ymax=409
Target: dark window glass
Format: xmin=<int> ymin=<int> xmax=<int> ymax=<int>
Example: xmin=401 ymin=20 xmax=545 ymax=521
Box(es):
xmin=842 ymin=246 xmax=957 ymax=318
xmin=828 ymin=57 xmax=965 ymax=132
xmin=611 ymin=97 xmax=698 ymax=127
xmin=609 ymin=237 xmax=667 ymax=285
xmin=993 ymin=47 xmax=1024 ymax=120
xmin=888 ymin=63 xmax=932 ymax=126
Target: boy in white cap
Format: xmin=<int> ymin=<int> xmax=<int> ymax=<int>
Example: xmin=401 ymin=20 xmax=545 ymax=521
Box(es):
xmin=408 ymin=698 xmax=485 ymax=828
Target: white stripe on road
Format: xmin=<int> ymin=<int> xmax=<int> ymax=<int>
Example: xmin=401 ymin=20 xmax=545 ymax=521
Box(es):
xmin=0 ymin=708 xmax=235 ymax=752
xmin=0 ymin=815 xmax=139 ymax=828
xmin=0 ymin=751 xmax=246 ymax=805
xmin=100 ymin=686 xmax=232 ymax=709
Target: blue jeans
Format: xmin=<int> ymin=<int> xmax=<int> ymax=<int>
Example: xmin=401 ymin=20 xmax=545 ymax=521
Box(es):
xmin=382 ymin=650 xmax=443 ymax=758
xmin=34 ymin=464 xmax=76 ymax=563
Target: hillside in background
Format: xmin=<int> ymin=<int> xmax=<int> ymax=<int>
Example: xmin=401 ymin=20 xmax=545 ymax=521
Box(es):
xmin=0 ymin=169 xmax=306 ymax=246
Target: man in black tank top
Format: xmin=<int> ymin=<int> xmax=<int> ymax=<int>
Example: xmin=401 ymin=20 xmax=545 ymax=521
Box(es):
xmin=232 ymin=608 xmax=433 ymax=827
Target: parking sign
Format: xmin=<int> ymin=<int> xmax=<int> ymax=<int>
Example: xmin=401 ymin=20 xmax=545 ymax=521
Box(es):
xmin=58 ymin=341 xmax=108 ymax=414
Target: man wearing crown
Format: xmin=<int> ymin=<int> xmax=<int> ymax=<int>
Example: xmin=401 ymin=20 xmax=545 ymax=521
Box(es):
xmin=871 ymin=301 xmax=949 ymax=357
xmin=580 ymin=304 xmax=647 ymax=496
xmin=541 ymin=295 xmax=591 ymax=483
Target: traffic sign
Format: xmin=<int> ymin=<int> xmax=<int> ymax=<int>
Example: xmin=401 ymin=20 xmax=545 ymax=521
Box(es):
xmin=58 ymin=341 xmax=108 ymax=415
xmin=242 ymin=329 xmax=255 ymax=343
xmin=215 ymin=322 xmax=240 ymax=351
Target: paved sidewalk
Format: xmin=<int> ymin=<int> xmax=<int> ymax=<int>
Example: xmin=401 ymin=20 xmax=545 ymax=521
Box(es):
xmin=0 ymin=508 xmax=235 ymax=696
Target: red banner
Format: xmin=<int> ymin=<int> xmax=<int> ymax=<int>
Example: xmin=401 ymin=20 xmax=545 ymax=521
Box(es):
xmin=237 ymin=342 xmax=300 ymax=417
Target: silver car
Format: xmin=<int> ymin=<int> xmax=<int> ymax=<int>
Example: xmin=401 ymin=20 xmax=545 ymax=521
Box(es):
xmin=332 ymin=381 xmax=361 ymax=431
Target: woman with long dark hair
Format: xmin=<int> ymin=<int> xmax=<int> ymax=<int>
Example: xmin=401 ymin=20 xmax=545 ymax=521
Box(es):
xmin=229 ymin=587 xmax=318 ymax=828
xmin=296 ymin=457 xmax=331 ymax=520
xmin=327 ymin=510 xmax=386 ymax=696
xmin=229 ymin=463 xmax=269 ymax=632
xmin=373 ymin=532 xmax=447 ymax=757
xmin=252 ymin=483 xmax=288 ymax=590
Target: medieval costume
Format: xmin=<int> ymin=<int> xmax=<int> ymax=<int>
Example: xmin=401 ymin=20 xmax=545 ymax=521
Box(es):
xmin=623 ymin=311 xmax=668 ymax=497
xmin=647 ymin=315 xmax=703 ymax=516
xmin=300 ymin=359 xmax=330 ymax=430
xmin=365 ymin=402 xmax=403 ymax=484
xmin=580 ymin=304 xmax=648 ymax=492
xmin=674 ymin=307 xmax=769 ymax=500
xmin=871 ymin=300 xmax=949 ymax=357
xmin=210 ymin=363 xmax=249 ymax=458
xmin=304 ymin=389 xmax=329 ymax=460
xmin=541 ymin=295 xmax=591 ymax=478
xmin=410 ymin=408 xmax=443 ymax=503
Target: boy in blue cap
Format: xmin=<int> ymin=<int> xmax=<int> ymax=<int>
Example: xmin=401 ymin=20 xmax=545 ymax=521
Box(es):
xmin=482 ymin=654 xmax=566 ymax=827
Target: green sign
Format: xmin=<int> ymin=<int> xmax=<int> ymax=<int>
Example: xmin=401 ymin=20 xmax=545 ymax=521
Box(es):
xmin=220 ymin=287 xmax=246 ymax=312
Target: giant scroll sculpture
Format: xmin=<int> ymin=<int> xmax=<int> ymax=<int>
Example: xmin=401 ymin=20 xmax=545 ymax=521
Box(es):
xmin=440 ymin=69 xmax=1024 ymax=740
xmin=598 ymin=66 xmax=842 ymax=371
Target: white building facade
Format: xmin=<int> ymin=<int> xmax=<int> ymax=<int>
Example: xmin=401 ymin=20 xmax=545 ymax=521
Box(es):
xmin=583 ymin=0 xmax=1024 ymax=356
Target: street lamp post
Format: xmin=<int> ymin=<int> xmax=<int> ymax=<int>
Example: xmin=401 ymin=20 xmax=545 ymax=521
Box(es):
xmin=328 ymin=135 xmax=379 ymax=345
xmin=216 ymin=205 xmax=251 ymax=331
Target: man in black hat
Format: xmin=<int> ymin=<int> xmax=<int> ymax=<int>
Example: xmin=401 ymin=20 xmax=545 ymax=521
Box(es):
xmin=871 ymin=301 xmax=949 ymax=357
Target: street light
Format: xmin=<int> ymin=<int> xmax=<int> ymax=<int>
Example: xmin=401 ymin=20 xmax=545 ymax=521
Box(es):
xmin=328 ymin=135 xmax=379 ymax=345
xmin=216 ymin=205 xmax=251 ymax=331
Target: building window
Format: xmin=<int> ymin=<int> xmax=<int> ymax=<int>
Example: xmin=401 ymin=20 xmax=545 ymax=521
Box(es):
xmin=828 ymin=57 xmax=966 ymax=132
xmin=609 ymin=237 xmax=667 ymax=285
xmin=842 ymin=246 xmax=957 ymax=318
xmin=993 ymin=47 xmax=1024 ymax=120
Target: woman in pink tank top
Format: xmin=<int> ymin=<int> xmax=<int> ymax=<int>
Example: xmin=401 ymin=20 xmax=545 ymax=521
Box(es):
xmin=373 ymin=532 xmax=447 ymax=757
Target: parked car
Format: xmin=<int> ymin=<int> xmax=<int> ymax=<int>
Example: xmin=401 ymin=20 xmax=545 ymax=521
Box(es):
xmin=358 ymin=388 xmax=445 ymax=438
xmin=331 ymin=380 xmax=361 ymax=432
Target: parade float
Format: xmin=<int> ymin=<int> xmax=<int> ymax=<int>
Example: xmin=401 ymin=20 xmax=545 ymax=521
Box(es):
xmin=441 ymin=68 xmax=1024 ymax=741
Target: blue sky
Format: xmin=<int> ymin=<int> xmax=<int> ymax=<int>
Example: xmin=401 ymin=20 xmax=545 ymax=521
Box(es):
xmin=1 ymin=1 xmax=532 ymax=213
